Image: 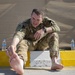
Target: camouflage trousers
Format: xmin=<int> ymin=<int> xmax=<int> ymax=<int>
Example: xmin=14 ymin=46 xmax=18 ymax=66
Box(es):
xmin=16 ymin=32 xmax=59 ymax=63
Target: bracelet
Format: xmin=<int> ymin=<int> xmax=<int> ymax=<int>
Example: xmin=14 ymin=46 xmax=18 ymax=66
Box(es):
xmin=42 ymin=27 xmax=47 ymax=33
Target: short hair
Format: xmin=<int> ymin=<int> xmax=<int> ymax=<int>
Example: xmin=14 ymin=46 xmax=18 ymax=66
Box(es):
xmin=31 ymin=9 xmax=44 ymax=16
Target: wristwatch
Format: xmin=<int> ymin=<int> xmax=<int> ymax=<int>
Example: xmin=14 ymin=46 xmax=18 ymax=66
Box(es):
xmin=42 ymin=27 xmax=47 ymax=33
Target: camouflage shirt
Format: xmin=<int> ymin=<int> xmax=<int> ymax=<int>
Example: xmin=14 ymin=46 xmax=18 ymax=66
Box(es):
xmin=13 ymin=17 xmax=60 ymax=41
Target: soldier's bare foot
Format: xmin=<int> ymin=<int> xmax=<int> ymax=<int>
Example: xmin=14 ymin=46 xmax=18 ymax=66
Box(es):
xmin=51 ymin=63 xmax=64 ymax=70
xmin=51 ymin=57 xmax=64 ymax=70
xmin=10 ymin=54 xmax=24 ymax=74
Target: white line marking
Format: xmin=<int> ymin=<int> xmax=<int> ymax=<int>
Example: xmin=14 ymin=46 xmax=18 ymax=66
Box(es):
xmin=0 ymin=4 xmax=16 ymax=18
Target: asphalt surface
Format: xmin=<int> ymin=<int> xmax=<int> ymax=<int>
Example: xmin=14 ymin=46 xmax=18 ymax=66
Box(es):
xmin=0 ymin=67 xmax=75 ymax=75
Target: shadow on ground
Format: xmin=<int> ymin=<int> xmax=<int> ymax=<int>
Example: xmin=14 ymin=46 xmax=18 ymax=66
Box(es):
xmin=0 ymin=68 xmax=16 ymax=75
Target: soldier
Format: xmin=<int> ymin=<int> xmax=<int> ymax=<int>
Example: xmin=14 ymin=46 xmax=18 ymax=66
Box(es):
xmin=7 ymin=9 xmax=63 ymax=75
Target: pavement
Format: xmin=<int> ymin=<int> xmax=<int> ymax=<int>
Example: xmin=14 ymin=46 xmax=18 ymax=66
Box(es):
xmin=0 ymin=67 xmax=75 ymax=75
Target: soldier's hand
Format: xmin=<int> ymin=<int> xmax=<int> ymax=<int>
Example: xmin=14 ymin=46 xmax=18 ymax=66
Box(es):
xmin=6 ymin=45 xmax=16 ymax=58
xmin=34 ymin=29 xmax=44 ymax=40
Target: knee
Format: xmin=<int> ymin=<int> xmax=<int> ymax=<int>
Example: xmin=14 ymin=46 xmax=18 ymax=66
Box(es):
xmin=49 ymin=32 xmax=59 ymax=39
xmin=17 ymin=39 xmax=28 ymax=49
xmin=52 ymin=32 xmax=59 ymax=37
xmin=18 ymin=39 xmax=27 ymax=45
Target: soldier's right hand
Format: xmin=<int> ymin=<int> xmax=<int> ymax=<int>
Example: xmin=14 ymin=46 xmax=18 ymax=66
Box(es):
xmin=6 ymin=45 xmax=16 ymax=59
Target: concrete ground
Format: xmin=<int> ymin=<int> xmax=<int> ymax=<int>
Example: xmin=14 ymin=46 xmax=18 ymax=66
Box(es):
xmin=0 ymin=67 xmax=75 ymax=75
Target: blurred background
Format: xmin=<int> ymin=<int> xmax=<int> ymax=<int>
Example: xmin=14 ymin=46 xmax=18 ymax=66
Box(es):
xmin=0 ymin=0 xmax=75 ymax=49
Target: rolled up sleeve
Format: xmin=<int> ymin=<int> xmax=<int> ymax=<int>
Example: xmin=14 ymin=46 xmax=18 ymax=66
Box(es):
xmin=46 ymin=17 xmax=60 ymax=32
xmin=44 ymin=17 xmax=60 ymax=32
xmin=13 ymin=30 xmax=25 ymax=41
xmin=50 ymin=20 xmax=60 ymax=32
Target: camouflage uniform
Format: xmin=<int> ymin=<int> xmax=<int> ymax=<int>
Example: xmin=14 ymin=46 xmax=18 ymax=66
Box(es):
xmin=13 ymin=17 xmax=60 ymax=63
